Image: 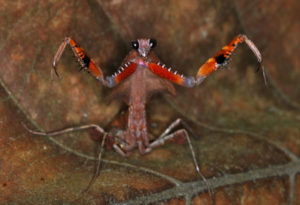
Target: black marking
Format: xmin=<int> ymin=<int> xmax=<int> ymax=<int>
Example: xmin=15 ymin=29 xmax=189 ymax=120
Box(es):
xmin=150 ymin=39 xmax=157 ymax=48
xmin=131 ymin=40 xmax=139 ymax=49
xmin=82 ymin=55 xmax=90 ymax=67
xmin=215 ymin=54 xmax=227 ymax=65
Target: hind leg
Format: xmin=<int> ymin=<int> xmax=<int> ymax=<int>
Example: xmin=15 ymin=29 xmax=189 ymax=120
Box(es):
xmin=144 ymin=118 xmax=215 ymax=203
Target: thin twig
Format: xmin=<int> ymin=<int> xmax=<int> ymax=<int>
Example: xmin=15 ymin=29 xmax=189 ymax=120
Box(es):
xmin=25 ymin=126 xmax=183 ymax=186
xmin=116 ymin=159 xmax=300 ymax=205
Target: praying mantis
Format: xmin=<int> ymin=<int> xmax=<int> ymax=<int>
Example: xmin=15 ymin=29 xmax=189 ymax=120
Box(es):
xmin=25 ymin=34 xmax=265 ymax=202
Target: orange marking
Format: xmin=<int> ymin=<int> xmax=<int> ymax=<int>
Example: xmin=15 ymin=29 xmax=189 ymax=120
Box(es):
xmin=148 ymin=63 xmax=184 ymax=85
xmin=114 ymin=63 xmax=137 ymax=83
xmin=196 ymin=58 xmax=217 ymax=77
xmin=196 ymin=35 xmax=246 ymax=79
xmin=67 ymin=38 xmax=104 ymax=78
xmin=88 ymin=61 xmax=103 ymax=78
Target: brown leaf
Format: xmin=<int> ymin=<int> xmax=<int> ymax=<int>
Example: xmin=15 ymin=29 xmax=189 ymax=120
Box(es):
xmin=0 ymin=0 xmax=299 ymax=204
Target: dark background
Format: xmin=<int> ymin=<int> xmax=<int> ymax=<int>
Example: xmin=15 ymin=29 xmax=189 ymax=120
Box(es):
xmin=0 ymin=0 xmax=299 ymax=204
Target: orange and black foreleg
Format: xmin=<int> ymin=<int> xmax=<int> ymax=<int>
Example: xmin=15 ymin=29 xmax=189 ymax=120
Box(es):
xmin=53 ymin=37 xmax=138 ymax=88
xmin=53 ymin=37 xmax=105 ymax=81
xmin=196 ymin=34 xmax=266 ymax=85
xmin=148 ymin=34 xmax=266 ymax=88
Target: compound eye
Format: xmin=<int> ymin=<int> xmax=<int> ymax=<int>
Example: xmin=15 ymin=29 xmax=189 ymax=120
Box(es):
xmin=131 ymin=40 xmax=139 ymax=49
xmin=149 ymin=39 xmax=157 ymax=49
